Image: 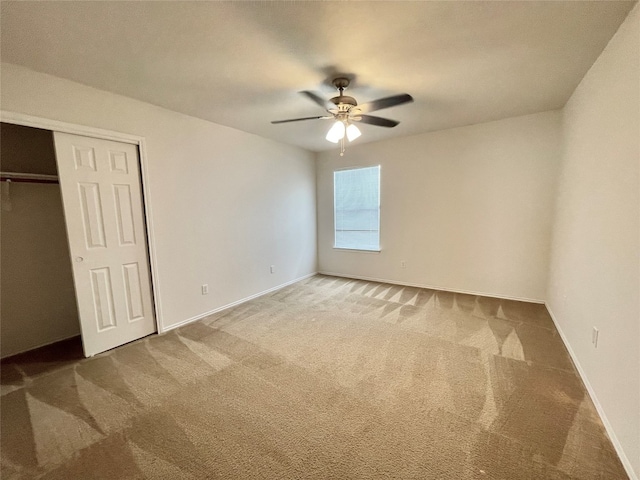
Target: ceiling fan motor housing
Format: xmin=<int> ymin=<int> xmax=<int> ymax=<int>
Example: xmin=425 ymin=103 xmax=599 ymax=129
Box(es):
xmin=331 ymin=96 xmax=357 ymax=108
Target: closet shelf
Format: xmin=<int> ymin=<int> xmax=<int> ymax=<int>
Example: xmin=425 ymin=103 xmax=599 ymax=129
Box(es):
xmin=1 ymin=172 xmax=59 ymax=184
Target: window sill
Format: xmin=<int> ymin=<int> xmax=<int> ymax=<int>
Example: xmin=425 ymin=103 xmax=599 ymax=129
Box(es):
xmin=333 ymin=247 xmax=381 ymax=253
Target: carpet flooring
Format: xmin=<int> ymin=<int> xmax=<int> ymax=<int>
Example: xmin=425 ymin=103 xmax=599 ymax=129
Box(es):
xmin=0 ymin=275 xmax=628 ymax=479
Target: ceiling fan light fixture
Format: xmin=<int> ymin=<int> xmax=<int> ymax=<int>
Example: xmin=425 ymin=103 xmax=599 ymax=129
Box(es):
xmin=346 ymin=123 xmax=361 ymax=142
xmin=326 ymin=121 xmax=346 ymax=143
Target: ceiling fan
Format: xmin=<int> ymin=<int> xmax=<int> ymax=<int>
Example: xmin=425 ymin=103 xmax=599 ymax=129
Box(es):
xmin=271 ymin=77 xmax=413 ymax=155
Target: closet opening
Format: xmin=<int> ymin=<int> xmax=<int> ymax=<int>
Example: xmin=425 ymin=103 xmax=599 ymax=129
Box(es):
xmin=1 ymin=122 xmax=83 ymax=366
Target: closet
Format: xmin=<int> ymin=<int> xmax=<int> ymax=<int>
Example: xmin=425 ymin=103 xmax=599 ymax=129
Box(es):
xmin=2 ymin=120 xmax=157 ymax=359
xmin=1 ymin=122 xmax=81 ymax=358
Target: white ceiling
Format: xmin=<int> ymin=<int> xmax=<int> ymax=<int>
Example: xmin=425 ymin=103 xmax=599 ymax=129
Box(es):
xmin=1 ymin=1 xmax=635 ymax=152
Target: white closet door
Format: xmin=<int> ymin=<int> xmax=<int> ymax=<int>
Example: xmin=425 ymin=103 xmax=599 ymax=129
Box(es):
xmin=54 ymin=132 xmax=155 ymax=357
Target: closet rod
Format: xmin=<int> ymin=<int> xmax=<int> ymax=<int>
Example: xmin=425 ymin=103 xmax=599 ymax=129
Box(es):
xmin=0 ymin=172 xmax=59 ymax=184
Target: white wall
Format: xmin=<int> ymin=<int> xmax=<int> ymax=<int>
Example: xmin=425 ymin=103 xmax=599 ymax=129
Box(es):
xmin=317 ymin=111 xmax=561 ymax=301
xmin=546 ymin=4 xmax=639 ymax=478
xmin=0 ymin=63 xmax=317 ymax=331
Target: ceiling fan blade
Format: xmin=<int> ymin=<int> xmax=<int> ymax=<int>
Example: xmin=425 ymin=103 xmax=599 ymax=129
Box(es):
xmin=356 ymin=115 xmax=399 ymax=128
xmin=354 ymin=94 xmax=413 ymax=114
xmin=300 ymin=91 xmax=335 ymax=111
xmin=271 ymin=116 xmax=330 ymax=124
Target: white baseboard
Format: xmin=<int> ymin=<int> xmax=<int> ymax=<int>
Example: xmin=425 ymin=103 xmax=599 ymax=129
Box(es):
xmin=161 ymin=272 xmax=317 ymax=333
xmin=1 ymin=333 xmax=81 ymax=359
xmin=546 ymin=304 xmax=638 ymax=480
xmin=318 ymin=271 xmax=545 ymax=304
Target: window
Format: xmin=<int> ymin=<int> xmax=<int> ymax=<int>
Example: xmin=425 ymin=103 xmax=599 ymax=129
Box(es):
xmin=334 ymin=165 xmax=380 ymax=251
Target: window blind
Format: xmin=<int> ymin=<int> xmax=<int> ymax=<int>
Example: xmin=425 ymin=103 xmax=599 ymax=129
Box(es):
xmin=334 ymin=165 xmax=380 ymax=251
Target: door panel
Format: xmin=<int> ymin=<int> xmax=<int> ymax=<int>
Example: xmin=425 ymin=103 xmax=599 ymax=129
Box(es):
xmin=54 ymin=132 xmax=155 ymax=357
xmin=122 ymin=262 xmax=145 ymax=321
xmin=78 ymin=182 xmax=107 ymax=248
xmin=113 ymin=184 xmax=136 ymax=245
xmin=90 ymin=267 xmax=117 ymax=331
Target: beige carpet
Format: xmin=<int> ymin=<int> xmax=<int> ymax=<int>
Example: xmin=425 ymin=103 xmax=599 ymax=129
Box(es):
xmin=0 ymin=275 xmax=628 ymax=479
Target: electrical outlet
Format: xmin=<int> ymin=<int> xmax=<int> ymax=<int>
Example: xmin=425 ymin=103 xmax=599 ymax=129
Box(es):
xmin=270 ymin=265 xmax=275 ymax=274
xmin=592 ymin=327 xmax=599 ymax=348
xmin=201 ymin=284 xmax=209 ymax=295
xmin=400 ymin=261 xmax=406 ymax=268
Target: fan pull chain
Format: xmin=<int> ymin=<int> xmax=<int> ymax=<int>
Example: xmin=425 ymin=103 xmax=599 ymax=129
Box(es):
xmin=340 ymin=136 xmax=345 ymax=156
